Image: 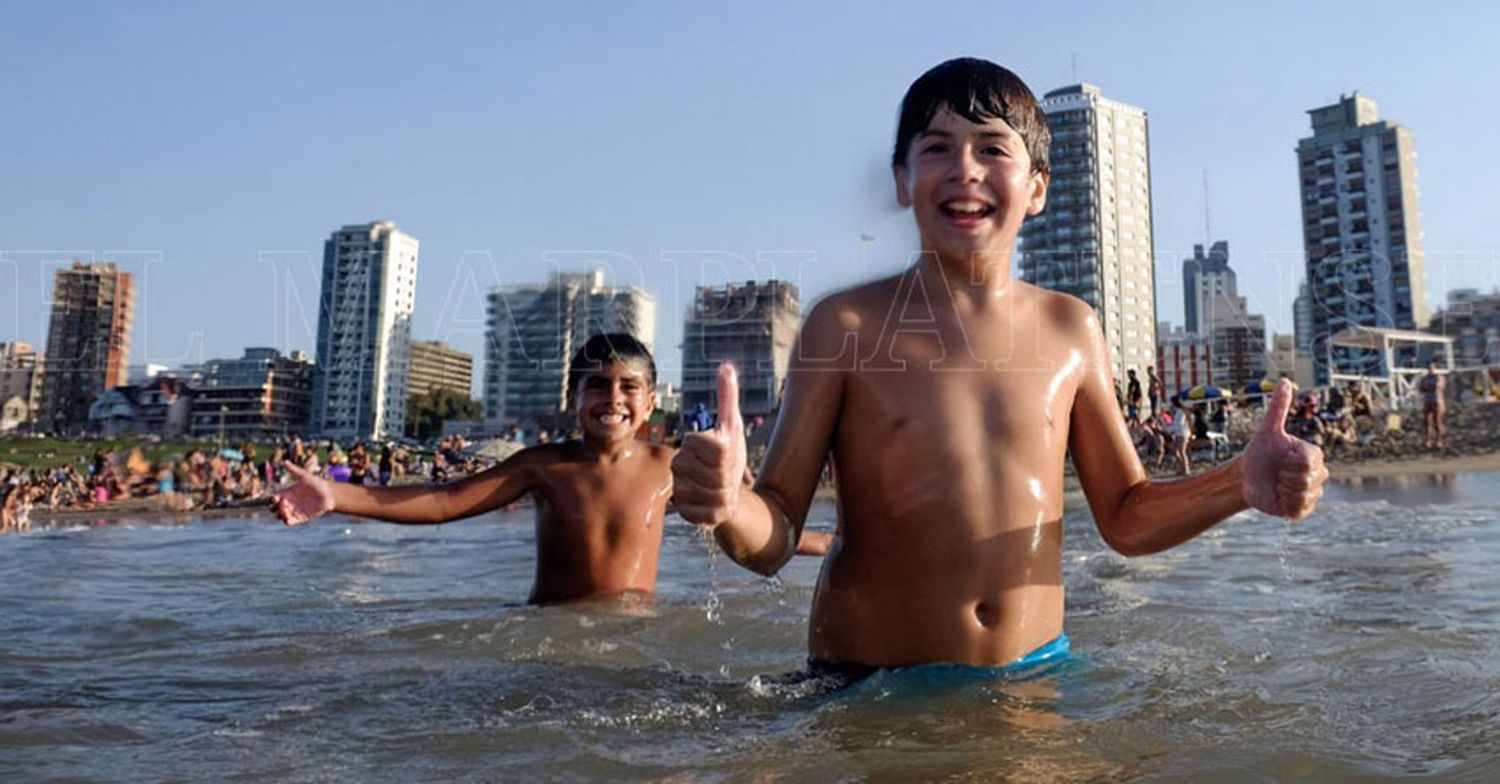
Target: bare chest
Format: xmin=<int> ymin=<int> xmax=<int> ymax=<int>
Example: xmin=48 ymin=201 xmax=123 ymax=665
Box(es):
xmin=535 ymin=460 xmax=671 ymax=532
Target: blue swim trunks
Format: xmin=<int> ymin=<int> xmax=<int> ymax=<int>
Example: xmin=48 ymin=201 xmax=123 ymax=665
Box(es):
xmin=796 ymin=632 xmax=1072 ymax=692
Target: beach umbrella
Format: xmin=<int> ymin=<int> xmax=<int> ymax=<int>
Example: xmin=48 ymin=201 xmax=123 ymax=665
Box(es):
xmin=1179 ymin=384 xmax=1224 ymax=401
xmin=1242 ymin=377 xmax=1297 ymax=396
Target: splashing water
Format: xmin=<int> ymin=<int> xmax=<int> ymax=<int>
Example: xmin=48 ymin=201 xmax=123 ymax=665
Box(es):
xmin=697 ymin=526 xmax=724 ymax=626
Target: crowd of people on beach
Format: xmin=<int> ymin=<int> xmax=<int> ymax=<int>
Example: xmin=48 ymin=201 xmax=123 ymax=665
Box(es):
xmin=1117 ymin=361 xmax=1461 ymax=478
xmin=0 ymin=434 xmax=507 ymax=532
xmin=0 ymin=360 xmax=1471 ymax=533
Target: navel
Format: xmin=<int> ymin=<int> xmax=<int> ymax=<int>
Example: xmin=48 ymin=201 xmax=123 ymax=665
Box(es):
xmin=974 ymin=601 xmax=999 ymax=629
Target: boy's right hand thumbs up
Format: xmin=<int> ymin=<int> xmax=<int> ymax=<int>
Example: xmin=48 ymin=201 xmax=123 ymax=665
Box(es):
xmin=672 ymin=362 xmax=748 ymax=529
xmin=1241 ymin=379 xmax=1328 ymax=520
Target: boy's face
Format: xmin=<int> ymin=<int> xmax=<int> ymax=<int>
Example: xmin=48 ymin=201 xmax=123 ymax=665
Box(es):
xmin=573 ymin=359 xmax=657 ymax=444
xmin=893 ymin=107 xmax=1048 ymax=265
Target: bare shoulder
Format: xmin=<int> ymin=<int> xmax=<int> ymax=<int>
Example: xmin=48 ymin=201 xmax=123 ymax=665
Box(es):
xmin=797 ymin=275 xmax=903 ymax=352
xmin=498 ymin=442 xmax=572 ymax=476
xmin=1016 ymin=282 xmax=1106 ymax=351
xmin=1015 ymin=282 xmax=1092 ymax=330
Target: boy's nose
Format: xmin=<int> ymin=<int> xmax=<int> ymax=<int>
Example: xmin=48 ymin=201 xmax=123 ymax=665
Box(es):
xmin=953 ymin=148 xmax=984 ymax=182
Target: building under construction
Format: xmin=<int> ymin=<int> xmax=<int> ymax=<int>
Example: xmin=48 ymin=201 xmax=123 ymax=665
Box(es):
xmin=680 ymin=281 xmax=800 ymax=423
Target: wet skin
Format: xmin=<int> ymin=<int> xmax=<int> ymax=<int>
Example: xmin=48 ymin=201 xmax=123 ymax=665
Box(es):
xmin=274 ymin=360 xmax=674 ymax=604
xmin=672 ymin=108 xmax=1328 ymax=667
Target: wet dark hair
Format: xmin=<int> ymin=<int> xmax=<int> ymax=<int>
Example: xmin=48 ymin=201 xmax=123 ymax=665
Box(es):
xmin=566 ymin=333 xmax=657 ymax=403
xmin=892 ymin=57 xmax=1051 ymax=174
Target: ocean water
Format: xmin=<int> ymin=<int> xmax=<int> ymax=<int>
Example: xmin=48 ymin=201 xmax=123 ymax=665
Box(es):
xmin=4 ymin=473 xmax=1500 ymax=782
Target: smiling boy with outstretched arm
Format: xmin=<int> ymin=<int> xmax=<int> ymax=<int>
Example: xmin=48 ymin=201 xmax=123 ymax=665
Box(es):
xmin=672 ymin=58 xmax=1326 ymax=669
xmin=273 ymin=333 xmax=828 ymax=606
xmin=274 ymin=334 xmax=676 ymax=604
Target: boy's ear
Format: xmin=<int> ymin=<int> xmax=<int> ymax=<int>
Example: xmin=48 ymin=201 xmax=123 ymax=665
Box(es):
xmin=893 ymin=165 xmax=912 ymax=209
xmin=1026 ymin=169 xmax=1049 ymax=216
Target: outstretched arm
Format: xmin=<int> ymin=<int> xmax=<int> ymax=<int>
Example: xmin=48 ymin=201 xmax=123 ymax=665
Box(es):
xmin=1068 ymin=309 xmax=1326 ymax=555
xmin=272 ymin=450 xmax=539 ymax=526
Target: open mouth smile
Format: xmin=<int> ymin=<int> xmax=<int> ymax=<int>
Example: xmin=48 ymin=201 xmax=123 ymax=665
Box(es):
xmin=940 ymin=198 xmax=996 ymax=223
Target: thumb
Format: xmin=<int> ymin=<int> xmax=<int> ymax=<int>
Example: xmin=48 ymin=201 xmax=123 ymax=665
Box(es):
xmin=716 ymin=361 xmax=743 ymax=440
xmin=284 ymin=461 xmax=312 ymax=482
xmin=1261 ymin=379 xmax=1294 ymax=436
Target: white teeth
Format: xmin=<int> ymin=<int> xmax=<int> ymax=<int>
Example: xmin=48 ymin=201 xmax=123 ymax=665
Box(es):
xmin=944 ymin=200 xmax=989 ymax=214
xmin=597 ymin=414 xmax=625 ymax=424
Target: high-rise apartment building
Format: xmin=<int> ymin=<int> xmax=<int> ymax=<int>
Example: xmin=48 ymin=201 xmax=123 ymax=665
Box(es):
xmin=0 ymin=342 xmax=44 ymax=428
xmin=1020 ymin=83 xmax=1157 ymax=385
xmin=485 ymin=270 xmax=655 ymax=430
xmin=1297 ymin=92 xmax=1428 ymax=381
xmin=310 ymin=221 xmax=419 ymax=441
xmin=1182 ymin=241 xmax=1267 ymax=390
xmin=39 ymin=261 xmax=135 ymax=434
xmin=1293 ymin=281 xmax=1315 ymax=355
xmin=1182 ymin=241 xmax=1232 ymax=335
xmin=407 ymin=340 xmax=473 ymax=399
xmin=681 ymin=281 xmax=800 ymax=422
xmin=1429 ymin=289 xmax=1500 ymax=368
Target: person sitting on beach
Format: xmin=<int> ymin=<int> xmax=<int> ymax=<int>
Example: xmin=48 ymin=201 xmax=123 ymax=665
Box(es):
xmin=273 ymin=333 xmax=826 ymax=605
xmin=1287 ymin=395 xmax=1327 ymax=448
xmin=1133 ymin=414 xmax=1165 ymax=469
xmin=2 ymin=480 xmax=40 ymax=531
xmin=671 ymin=58 xmax=1326 ymax=671
xmin=1325 ymin=385 xmax=1346 ymax=417
xmin=1324 ymin=411 xmax=1359 ymax=457
xmin=1349 ymin=382 xmax=1374 ymax=419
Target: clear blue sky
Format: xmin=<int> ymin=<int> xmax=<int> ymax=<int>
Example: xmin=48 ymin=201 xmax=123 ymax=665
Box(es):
xmin=4 ymin=1 xmax=1499 ymax=388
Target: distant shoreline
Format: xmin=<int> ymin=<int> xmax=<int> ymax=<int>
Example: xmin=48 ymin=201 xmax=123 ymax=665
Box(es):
xmin=1325 ymin=451 xmax=1500 ymax=479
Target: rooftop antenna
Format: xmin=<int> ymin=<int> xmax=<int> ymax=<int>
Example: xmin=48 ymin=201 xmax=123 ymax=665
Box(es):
xmin=1202 ymin=168 xmax=1212 ymax=244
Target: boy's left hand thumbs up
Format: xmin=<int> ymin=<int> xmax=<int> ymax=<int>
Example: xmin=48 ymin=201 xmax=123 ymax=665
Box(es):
xmin=1242 ymin=379 xmax=1328 ymax=520
xmin=672 ymin=363 xmax=748 ymax=529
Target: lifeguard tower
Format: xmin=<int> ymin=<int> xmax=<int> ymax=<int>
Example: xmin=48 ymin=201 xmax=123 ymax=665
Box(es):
xmin=1326 ymin=326 xmax=1456 ymax=410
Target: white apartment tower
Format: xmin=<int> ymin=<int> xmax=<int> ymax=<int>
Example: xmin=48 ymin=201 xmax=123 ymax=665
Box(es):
xmin=485 ymin=270 xmax=656 ymax=431
xmin=1020 ymin=83 xmax=1158 ymax=386
xmin=310 ymin=220 xmax=419 ymax=441
xmin=1297 ymin=92 xmax=1428 ymax=381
